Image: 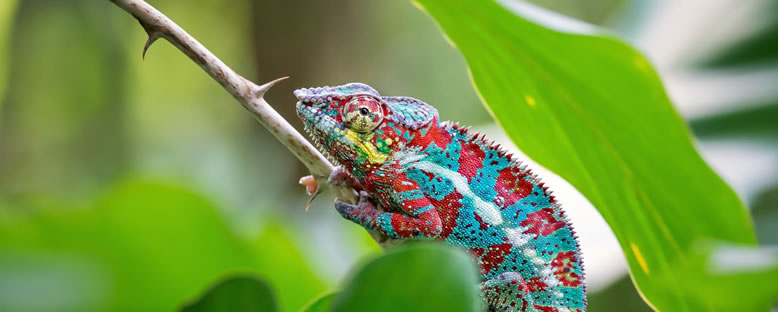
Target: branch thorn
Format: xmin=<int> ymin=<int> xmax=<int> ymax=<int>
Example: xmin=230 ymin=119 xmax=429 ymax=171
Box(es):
xmin=255 ymin=76 xmax=290 ymax=98
xmin=142 ymin=32 xmax=161 ymax=60
xmin=135 ymin=17 xmax=162 ymax=60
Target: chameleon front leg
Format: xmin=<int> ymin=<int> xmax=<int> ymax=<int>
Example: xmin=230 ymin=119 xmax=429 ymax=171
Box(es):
xmin=334 ymin=175 xmax=442 ymax=239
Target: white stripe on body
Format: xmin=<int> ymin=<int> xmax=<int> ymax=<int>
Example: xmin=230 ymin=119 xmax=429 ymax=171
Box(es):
xmin=412 ymin=160 xmax=504 ymax=225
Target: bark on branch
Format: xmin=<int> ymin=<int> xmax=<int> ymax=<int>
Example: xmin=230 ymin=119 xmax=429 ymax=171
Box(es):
xmin=109 ymin=0 xmax=396 ymax=247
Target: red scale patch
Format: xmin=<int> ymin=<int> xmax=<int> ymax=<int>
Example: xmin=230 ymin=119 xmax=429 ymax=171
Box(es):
xmin=409 ymin=118 xmax=451 ymax=149
xmin=392 ymin=174 xmax=421 ymax=193
xmin=533 ymin=304 xmax=559 ymax=312
xmin=551 ymin=251 xmax=583 ymax=287
xmin=457 ymin=140 xmax=485 ymax=182
xmin=471 ymin=243 xmax=513 ymax=275
xmin=526 ymin=276 xmax=548 ymax=292
xmin=429 ymin=191 xmax=463 ymax=239
xmin=520 ymin=208 xmax=566 ymax=238
xmin=494 ymin=167 xmax=533 ymax=209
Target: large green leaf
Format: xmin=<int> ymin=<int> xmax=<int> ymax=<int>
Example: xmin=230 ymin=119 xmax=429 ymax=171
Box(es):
xmin=414 ymin=0 xmax=760 ymax=310
xmin=329 ymin=243 xmax=480 ymax=312
xmin=180 ymin=275 xmax=278 ymax=312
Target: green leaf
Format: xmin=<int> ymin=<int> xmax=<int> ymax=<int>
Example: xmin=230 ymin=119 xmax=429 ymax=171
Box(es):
xmin=586 ymin=275 xmax=652 ymax=312
xmin=247 ymin=222 xmax=330 ymax=311
xmin=301 ymin=293 xmax=337 ymax=312
xmin=180 ymin=275 xmax=278 ymax=312
xmin=0 ymin=180 xmax=326 ymax=312
xmin=414 ymin=0 xmax=758 ymax=310
xmin=330 ymin=243 xmax=480 ymax=312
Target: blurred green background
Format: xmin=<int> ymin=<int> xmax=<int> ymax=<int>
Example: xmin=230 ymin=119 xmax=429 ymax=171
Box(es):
xmin=0 ymin=0 xmax=776 ymax=311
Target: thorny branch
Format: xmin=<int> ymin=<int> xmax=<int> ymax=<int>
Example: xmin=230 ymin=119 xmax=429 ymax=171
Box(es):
xmin=109 ymin=0 xmax=397 ymax=247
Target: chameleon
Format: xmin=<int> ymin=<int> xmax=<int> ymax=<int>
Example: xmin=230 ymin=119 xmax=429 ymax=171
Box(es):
xmin=294 ymin=83 xmax=586 ymax=311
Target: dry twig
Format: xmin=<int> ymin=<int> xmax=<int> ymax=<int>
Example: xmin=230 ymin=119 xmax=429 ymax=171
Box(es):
xmin=109 ymin=0 xmax=396 ymax=247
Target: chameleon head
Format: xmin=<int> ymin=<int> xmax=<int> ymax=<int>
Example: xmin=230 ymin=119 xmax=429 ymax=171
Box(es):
xmin=294 ymin=82 xmax=438 ymax=179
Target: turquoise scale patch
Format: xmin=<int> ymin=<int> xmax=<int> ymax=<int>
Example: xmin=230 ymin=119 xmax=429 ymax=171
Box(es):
xmin=501 ymin=184 xmax=551 ymax=227
xmin=405 ymin=168 xmax=455 ymax=201
xmin=376 ymin=214 xmax=397 ymax=237
xmin=447 ymin=196 xmax=507 ymax=249
xmin=423 ymin=141 xmax=461 ymax=171
xmin=391 ymin=101 xmax=432 ymax=122
xmin=469 ymin=148 xmax=510 ymax=205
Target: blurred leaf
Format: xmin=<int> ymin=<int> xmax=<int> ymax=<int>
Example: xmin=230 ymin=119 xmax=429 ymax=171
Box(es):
xmin=0 ymin=180 xmax=326 ymax=312
xmin=248 ymin=222 xmax=329 ymax=311
xmin=415 ymin=0 xmax=757 ymax=310
xmin=180 ymin=275 xmax=278 ymax=312
xmin=696 ymin=2 xmax=778 ymax=68
xmin=0 ymin=0 xmax=18 ymax=120
xmin=301 ymin=293 xmax=337 ymax=312
xmin=690 ymin=102 xmax=778 ymax=140
xmin=752 ymin=183 xmax=778 ymax=245
xmin=330 ymin=243 xmax=480 ymax=312
xmin=587 ymin=275 xmax=652 ymax=312
xmin=662 ymin=242 xmax=778 ymax=311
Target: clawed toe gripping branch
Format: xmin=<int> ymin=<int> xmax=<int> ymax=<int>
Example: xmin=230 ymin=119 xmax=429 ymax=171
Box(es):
xmin=109 ymin=0 xmax=396 ymax=247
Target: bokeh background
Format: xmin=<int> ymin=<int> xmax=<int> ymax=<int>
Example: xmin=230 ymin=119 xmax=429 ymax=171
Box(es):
xmin=0 ymin=0 xmax=776 ymax=311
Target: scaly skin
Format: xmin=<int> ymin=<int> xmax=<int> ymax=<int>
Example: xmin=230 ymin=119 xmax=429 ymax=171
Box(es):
xmin=295 ymin=83 xmax=586 ymax=312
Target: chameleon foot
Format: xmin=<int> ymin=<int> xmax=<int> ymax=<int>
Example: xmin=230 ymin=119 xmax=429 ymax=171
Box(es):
xmin=328 ymin=167 xmax=362 ymax=190
xmin=334 ymin=191 xmax=373 ymax=214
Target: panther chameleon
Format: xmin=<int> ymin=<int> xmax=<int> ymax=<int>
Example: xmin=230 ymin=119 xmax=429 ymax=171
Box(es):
xmin=294 ymin=83 xmax=586 ymax=312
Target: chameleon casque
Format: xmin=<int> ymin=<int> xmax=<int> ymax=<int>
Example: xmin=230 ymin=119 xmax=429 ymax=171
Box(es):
xmin=294 ymin=83 xmax=586 ymax=311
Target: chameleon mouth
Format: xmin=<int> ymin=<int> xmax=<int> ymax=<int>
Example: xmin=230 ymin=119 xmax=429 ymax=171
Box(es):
xmin=295 ymin=101 xmax=342 ymax=167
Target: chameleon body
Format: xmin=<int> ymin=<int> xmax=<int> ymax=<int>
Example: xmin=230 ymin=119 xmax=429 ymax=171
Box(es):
xmin=295 ymin=83 xmax=585 ymax=311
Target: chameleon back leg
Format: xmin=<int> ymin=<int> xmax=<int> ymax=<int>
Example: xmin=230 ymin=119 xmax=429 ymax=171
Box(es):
xmin=481 ymin=272 xmax=535 ymax=311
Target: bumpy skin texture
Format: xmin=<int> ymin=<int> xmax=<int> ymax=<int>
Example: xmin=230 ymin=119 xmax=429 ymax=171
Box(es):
xmin=295 ymin=83 xmax=585 ymax=312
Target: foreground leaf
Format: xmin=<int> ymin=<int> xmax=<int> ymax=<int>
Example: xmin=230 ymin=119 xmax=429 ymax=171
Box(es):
xmin=301 ymin=293 xmax=337 ymax=312
xmin=0 ymin=180 xmax=326 ymax=311
xmin=414 ymin=0 xmax=757 ymax=310
xmin=330 ymin=243 xmax=480 ymax=312
xmin=181 ymin=275 xmax=278 ymax=312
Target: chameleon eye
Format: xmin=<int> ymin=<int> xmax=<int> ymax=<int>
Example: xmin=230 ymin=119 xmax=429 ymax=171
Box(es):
xmin=343 ymin=96 xmax=384 ymax=133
